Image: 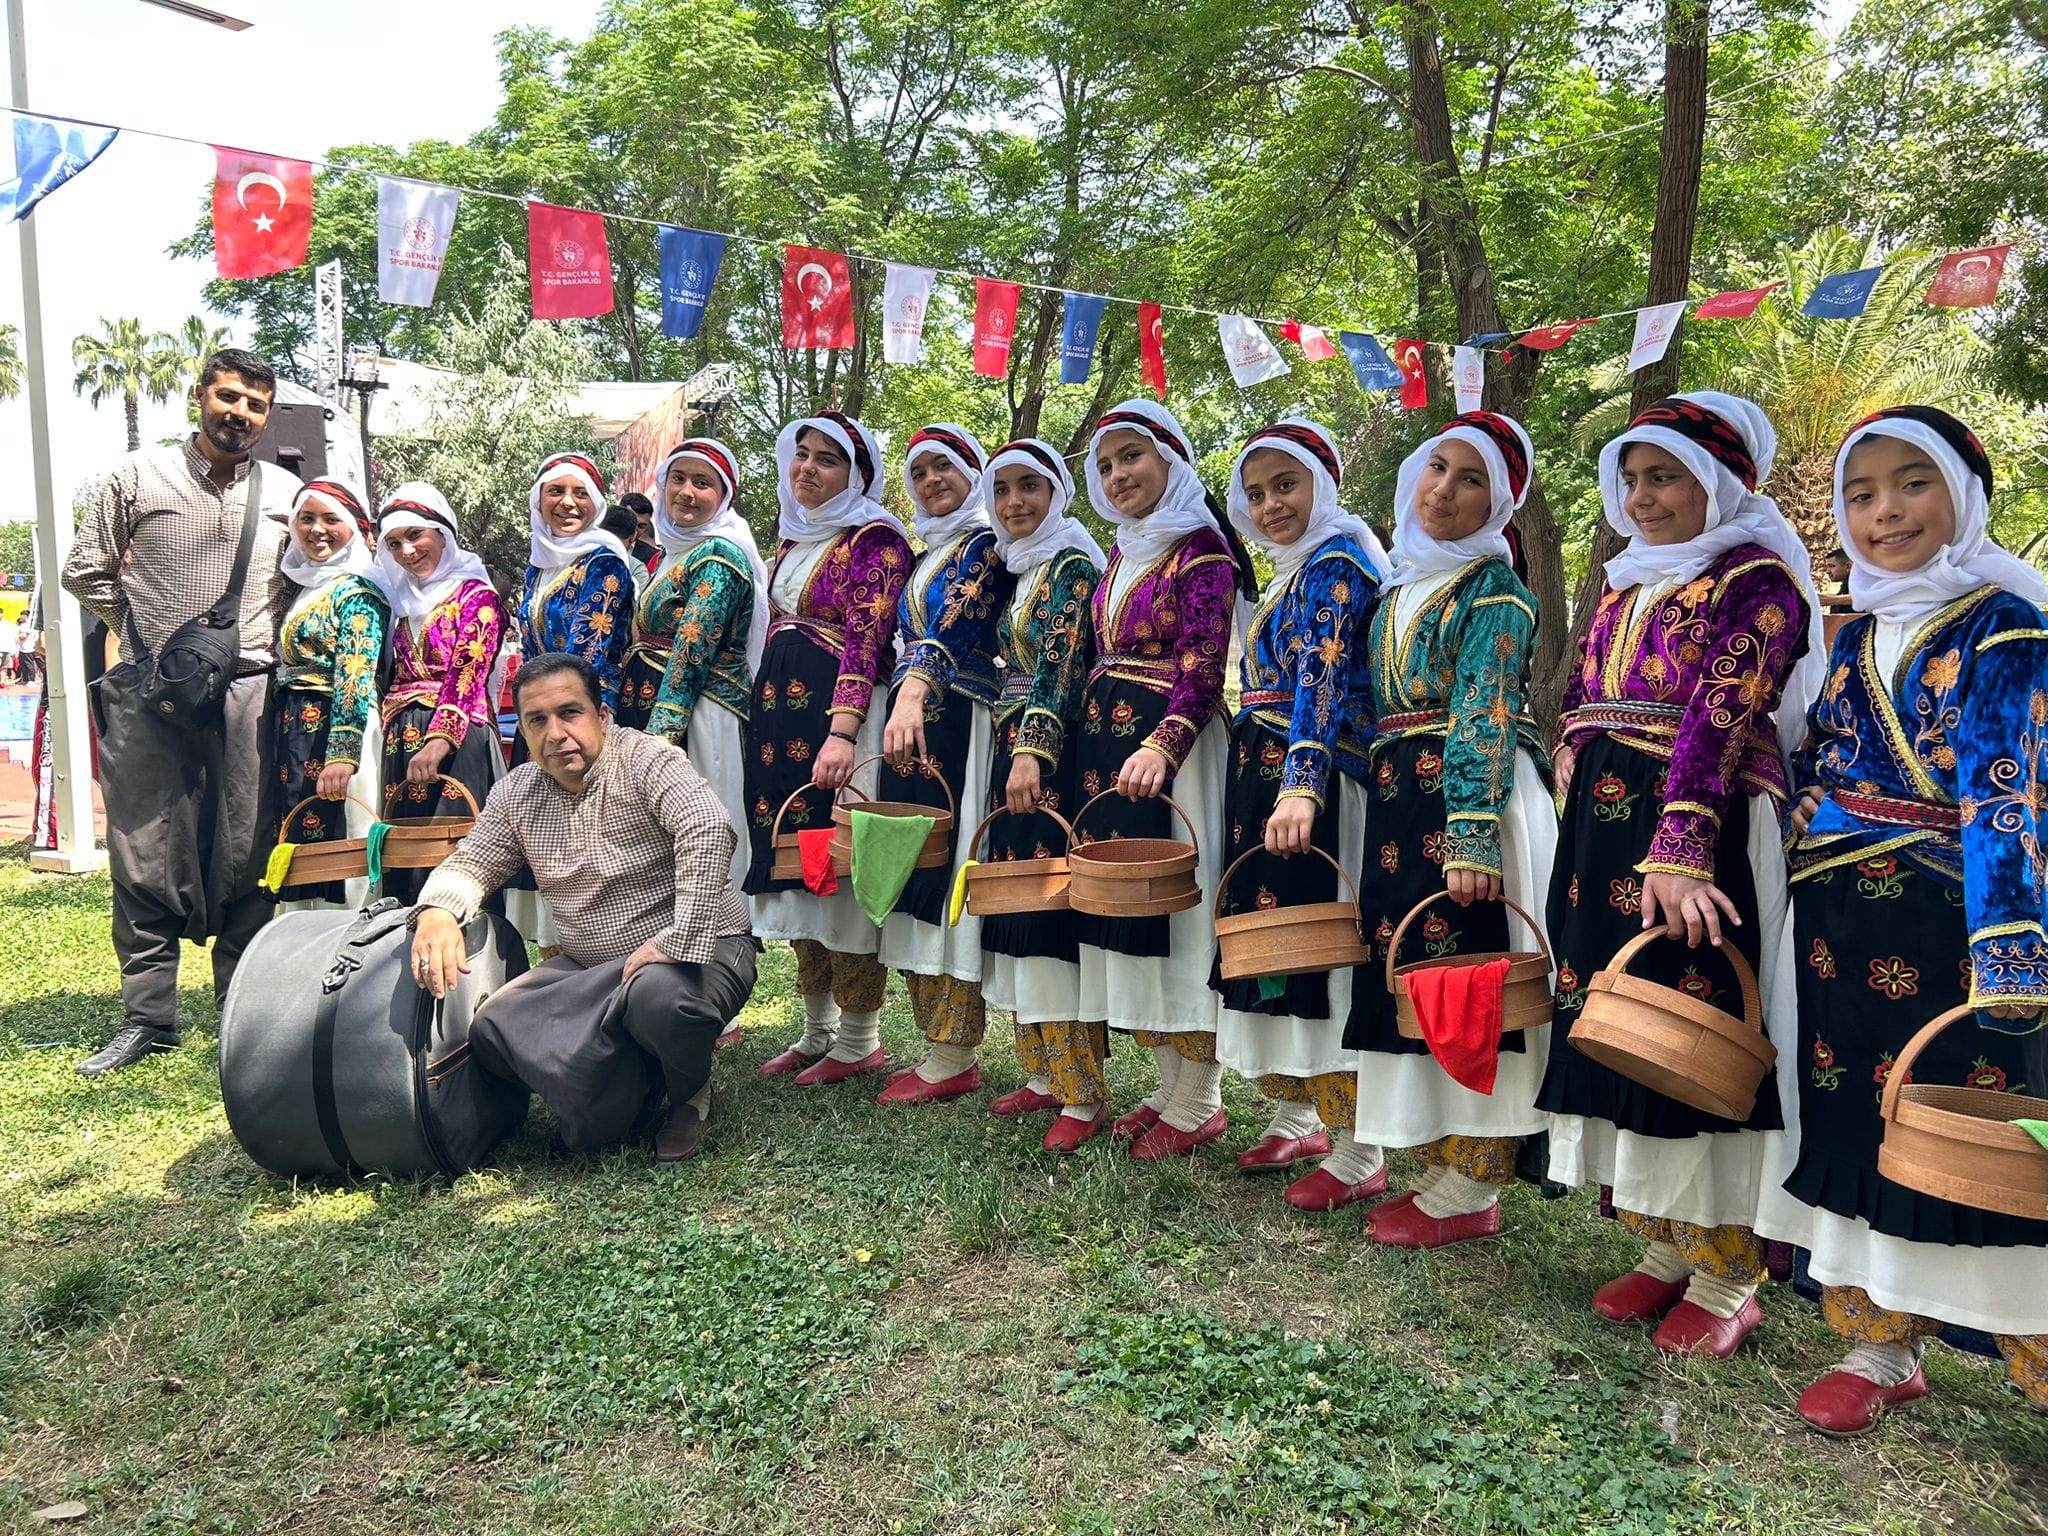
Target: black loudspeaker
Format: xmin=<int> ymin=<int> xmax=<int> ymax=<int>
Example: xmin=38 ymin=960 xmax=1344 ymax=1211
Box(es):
xmin=252 ymin=400 xmax=329 ymax=482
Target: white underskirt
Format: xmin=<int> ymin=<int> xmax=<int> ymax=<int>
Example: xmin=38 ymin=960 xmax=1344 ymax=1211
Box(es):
xmin=876 ymin=700 xmax=992 ymax=982
xmin=686 ymin=699 xmax=749 ymax=889
xmin=984 ymin=952 xmax=1082 ymax=1024
xmin=748 ymin=706 xmax=884 ymax=955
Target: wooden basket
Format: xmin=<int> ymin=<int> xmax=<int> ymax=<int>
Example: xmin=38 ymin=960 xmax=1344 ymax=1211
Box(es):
xmin=1065 ymin=790 xmax=1201 ymax=918
xmin=1214 ymin=846 xmax=1371 ymax=980
xmin=829 ymin=754 xmax=956 ymax=872
xmin=379 ymin=775 xmax=481 ymax=871
xmin=962 ymin=804 xmax=1073 ymax=916
xmin=768 ymin=783 xmax=848 ymax=883
xmin=1878 ymin=1004 xmax=2048 ymax=1220
xmin=1388 ymin=892 xmax=1554 ymax=1039
xmin=1568 ymin=929 xmax=1772 ymax=1121
xmin=273 ymin=791 xmax=376 ymax=884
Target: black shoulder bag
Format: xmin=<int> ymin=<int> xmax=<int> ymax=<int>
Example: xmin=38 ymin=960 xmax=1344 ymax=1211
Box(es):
xmin=135 ymin=464 xmax=264 ymax=730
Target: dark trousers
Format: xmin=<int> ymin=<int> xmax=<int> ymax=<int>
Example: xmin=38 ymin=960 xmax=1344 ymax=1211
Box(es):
xmin=99 ymin=665 xmax=276 ymax=1034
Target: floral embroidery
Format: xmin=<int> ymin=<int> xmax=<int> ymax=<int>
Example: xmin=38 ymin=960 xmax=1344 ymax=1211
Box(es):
xmin=787 ymin=739 xmax=812 ymax=762
xmin=1811 ymin=1038 xmax=1843 ymax=1091
xmin=1867 ymin=956 xmax=1919 ymax=1000
xmin=1677 ymin=967 xmax=1715 ymax=1004
xmin=1379 ymin=842 xmax=1399 ymax=874
xmin=1421 ymin=830 xmax=1448 ymax=865
xmin=1422 ymin=913 xmax=1457 ymax=959
xmin=1854 ymin=855 xmax=1905 ymax=900
xmin=1112 ymin=701 xmax=1139 ymax=738
xmin=1567 ymin=874 xmax=1579 ymax=907
xmin=760 ymin=681 xmax=777 ymax=712
xmin=1554 ymin=963 xmax=1587 ymax=1012
xmin=1608 ymin=877 xmax=1642 ymax=915
xmin=1808 ymin=937 xmax=1836 ymax=979
xmin=1415 ymin=748 xmax=1444 ymax=792
xmin=1254 ymin=887 xmax=1279 ymax=911
xmin=1966 ymin=1056 xmax=2013 ymax=1093
xmin=1376 ymin=759 xmax=1398 ymax=798
xmin=1590 ymin=774 xmax=1637 ymax=821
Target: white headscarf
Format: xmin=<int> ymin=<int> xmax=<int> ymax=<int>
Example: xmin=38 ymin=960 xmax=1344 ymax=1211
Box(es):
xmin=1385 ymin=411 xmax=1534 ymax=591
xmin=775 ymin=411 xmax=895 ymax=545
xmin=527 ymin=450 xmax=628 ymax=573
xmin=1084 ymin=399 xmax=1222 ymax=573
xmin=1597 ymin=390 xmax=1824 ymax=753
xmin=281 ymin=474 xmax=375 ymax=597
xmin=371 ymin=481 xmax=494 ymax=623
xmin=1833 ymin=408 xmax=2048 ymax=628
xmin=653 ymin=436 xmax=770 ymax=671
xmin=980 ymin=437 xmax=1106 ymax=577
xmin=902 ymin=422 xmax=990 ymax=548
xmin=1227 ymin=417 xmax=1390 ymax=588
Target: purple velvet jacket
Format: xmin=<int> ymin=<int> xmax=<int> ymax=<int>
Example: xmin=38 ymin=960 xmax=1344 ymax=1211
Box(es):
xmin=1559 ymin=544 xmax=1807 ymax=879
xmin=1090 ymin=527 xmax=1236 ymax=768
xmin=770 ymin=521 xmax=914 ymax=721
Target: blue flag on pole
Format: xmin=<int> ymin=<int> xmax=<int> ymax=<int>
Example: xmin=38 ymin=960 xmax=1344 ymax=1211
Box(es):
xmin=1059 ymin=292 xmax=1106 ymax=384
xmin=657 ymin=225 xmax=728 ymax=340
xmin=1801 ymin=265 xmax=1884 ymax=320
xmin=0 ymin=114 xmax=118 ymax=223
xmin=1338 ymin=331 xmax=1404 ymax=392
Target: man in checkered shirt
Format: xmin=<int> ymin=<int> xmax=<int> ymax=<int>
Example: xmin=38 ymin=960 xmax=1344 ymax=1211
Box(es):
xmin=412 ymin=652 xmax=757 ymax=1162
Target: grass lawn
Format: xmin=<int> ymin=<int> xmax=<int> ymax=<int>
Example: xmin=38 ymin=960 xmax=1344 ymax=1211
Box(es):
xmin=2 ymin=843 xmax=2044 ymax=1535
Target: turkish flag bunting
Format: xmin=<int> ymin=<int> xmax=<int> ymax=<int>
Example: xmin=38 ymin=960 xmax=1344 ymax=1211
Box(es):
xmin=212 ymin=147 xmax=312 ymax=279
xmin=973 ymin=278 xmax=1022 ymax=377
xmin=1280 ymin=320 xmax=1339 ymax=361
xmin=527 ymin=201 xmax=613 ymax=319
xmin=1139 ymin=302 xmax=1167 ymax=399
xmin=783 ymin=245 xmax=855 ymax=349
xmin=1393 ymin=338 xmax=1428 ymax=410
xmin=1694 ymin=281 xmax=1784 ymax=320
xmin=1518 ymin=318 xmax=1597 ymax=351
xmin=1925 ymin=244 xmax=2011 ymax=310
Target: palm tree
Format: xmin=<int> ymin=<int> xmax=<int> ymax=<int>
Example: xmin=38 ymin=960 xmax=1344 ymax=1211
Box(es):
xmin=71 ymin=317 xmax=182 ymax=453
xmin=0 ymin=324 xmax=22 ymax=403
xmin=172 ymin=314 xmax=232 ymax=390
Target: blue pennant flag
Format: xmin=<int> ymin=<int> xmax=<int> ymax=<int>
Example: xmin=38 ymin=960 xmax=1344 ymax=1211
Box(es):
xmin=1463 ymin=331 xmax=1510 ymax=347
xmin=1059 ymin=292 xmax=1106 ymax=384
xmin=1801 ymin=265 xmax=1884 ymax=320
xmin=657 ymin=225 xmax=728 ymax=340
xmin=0 ymin=114 xmax=118 ymax=223
xmin=1338 ymin=331 xmax=1404 ymax=392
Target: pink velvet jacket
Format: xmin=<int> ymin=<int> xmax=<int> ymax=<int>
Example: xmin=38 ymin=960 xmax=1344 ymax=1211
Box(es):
xmin=1089 ymin=527 xmax=1236 ymax=768
xmin=381 ymin=578 xmax=503 ymax=747
xmin=770 ymin=521 xmax=914 ymax=722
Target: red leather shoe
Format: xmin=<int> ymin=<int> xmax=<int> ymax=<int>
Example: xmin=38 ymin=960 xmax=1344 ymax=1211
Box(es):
xmin=1367 ymin=1196 xmax=1502 ymax=1250
xmin=875 ymin=1062 xmax=982 ymax=1105
xmin=1111 ymin=1103 xmax=1164 ymax=1140
xmin=1130 ymin=1107 xmax=1228 ymax=1161
xmin=793 ymin=1049 xmax=888 ymax=1086
xmin=1237 ymin=1130 xmax=1332 ymax=1172
xmin=989 ymin=1085 xmax=1063 ymax=1117
xmin=1591 ymin=1270 xmax=1689 ymax=1325
xmin=1652 ymin=1294 xmax=1761 ymax=1358
xmin=757 ymin=1043 xmax=827 ymax=1078
xmin=1044 ymin=1109 xmax=1109 ymax=1152
xmin=1797 ymin=1366 xmax=1929 ymax=1436
xmin=1282 ymin=1162 xmax=1388 ymax=1212
xmin=714 ymin=1023 xmax=742 ymax=1052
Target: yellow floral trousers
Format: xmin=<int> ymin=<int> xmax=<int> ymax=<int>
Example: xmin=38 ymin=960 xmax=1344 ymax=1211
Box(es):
xmin=1822 ymin=1285 xmax=2048 ymax=1407
xmin=1014 ymin=1018 xmax=1111 ymax=1106
xmin=1256 ymin=1071 xmax=1358 ymax=1135
xmin=1413 ymin=1134 xmax=1519 ymax=1186
xmin=1129 ymin=1028 xmax=1217 ymax=1062
xmin=1617 ymin=1211 xmax=1765 ymax=1283
xmin=791 ymin=940 xmax=887 ymax=1012
xmin=902 ymin=971 xmax=987 ymax=1047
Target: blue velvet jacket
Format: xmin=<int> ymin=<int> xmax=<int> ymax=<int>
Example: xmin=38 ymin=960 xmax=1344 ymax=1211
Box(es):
xmin=891 ymin=526 xmax=1008 ymax=707
xmin=519 ymin=551 xmax=636 ymax=708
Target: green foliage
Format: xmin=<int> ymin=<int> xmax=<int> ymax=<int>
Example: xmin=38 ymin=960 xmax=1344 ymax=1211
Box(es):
xmin=0 ymin=322 xmax=22 ymax=403
xmin=69 ymin=317 xmax=182 ymax=454
xmin=0 ymin=519 xmax=32 ymax=577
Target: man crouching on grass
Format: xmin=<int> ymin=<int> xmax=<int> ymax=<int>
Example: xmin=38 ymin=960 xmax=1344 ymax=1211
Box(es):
xmin=409 ymin=652 xmax=757 ymax=1162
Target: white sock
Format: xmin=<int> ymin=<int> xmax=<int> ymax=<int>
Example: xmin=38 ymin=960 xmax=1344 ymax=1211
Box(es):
xmin=1059 ymin=1101 xmax=1106 ymax=1123
xmin=1838 ymin=1340 xmax=1923 ymax=1388
xmin=1025 ymin=1073 xmax=1053 ymax=1097
xmin=1161 ymin=1060 xmax=1224 ymax=1133
xmin=796 ymin=992 xmax=839 ymax=1056
xmin=1320 ymin=1138 xmax=1384 ymax=1186
xmin=684 ymin=1080 xmax=713 ymax=1116
xmin=1635 ymin=1239 xmax=1692 ymax=1284
xmin=915 ymin=1041 xmax=978 ymax=1082
xmin=1681 ymin=1271 xmax=1756 ymax=1321
xmin=1413 ymin=1167 xmax=1501 ymax=1219
xmin=827 ymin=1008 xmax=881 ymax=1063
xmin=1144 ymin=1044 xmax=1181 ymax=1113
xmin=1407 ymin=1163 xmax=1449 ymax=1199
xmin=1261 ymin=1100 xmax=1323 ymax=1141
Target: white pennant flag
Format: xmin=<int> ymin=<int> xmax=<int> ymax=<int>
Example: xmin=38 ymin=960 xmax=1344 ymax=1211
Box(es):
xmin=376 ymin=177 xmax=459 ymax=308
xmin=881 ymin=263 xmax=937 ymax=365
xmin=1626 ymin=300 xmax=1687 ymax=374
xmin=1218 ymin=314 xmax=1289 ymax=387
xmin=1452 ymin=345 xmax=1485 ymax=411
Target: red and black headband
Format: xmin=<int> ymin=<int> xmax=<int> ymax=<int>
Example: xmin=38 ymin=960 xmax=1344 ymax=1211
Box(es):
xmin=1242 ymin=423 xmax=1342 ymax=486
xmin=1096 ymin=408 xmax=1190 ymax=463
xmin=907 ymin=425 xmax=984 ymax=472
xmin=994 ymin=439 xmax=1066 ymax=483
xmin=1442 ymin=412 xmax=1530 ymax=501
xmin=539 ymin=452 xmax=609 ymax=498
xmin=380 ymin=497 xmax=457 ymax=535
xmin=1628 ymin=398 xmax=1757 ymax=490
xmin=1846 ymin=405 xmax=1992 ymax=498
xmin=300 ymin=479 xmax=373 ymax=539
xmin=807 ymin=410 xmax=876 ymax=492
xmin=667 ymin=438 xmax=738 ymax=494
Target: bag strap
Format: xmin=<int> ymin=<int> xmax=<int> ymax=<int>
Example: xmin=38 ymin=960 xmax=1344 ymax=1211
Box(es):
xmin=203 ymin=461 xmax=265 ymax=629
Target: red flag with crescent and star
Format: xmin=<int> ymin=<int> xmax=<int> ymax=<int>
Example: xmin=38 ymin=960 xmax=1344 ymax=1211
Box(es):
xmin=211 ymin=147 xmax=312 ymax=279
xmin=1694 ymin=281 xmax=1784 ymax=320
xmin=1393 ymin=338 xmax=1427 ymax=410
xmin=973 ymin=278 xmax=1022 ymax=377
xmin=528 ymin=201 xmax=614 ymax=319
xmin=1925 ymin=244 xmax=2011 ymax=310
xmin=1517 ymin=318 xmax=1597 ymax=352
xmin=1138 ymin=302 xmax=1167 ymax=399
xmin=783 ymin=245 xmax=855 ymax=349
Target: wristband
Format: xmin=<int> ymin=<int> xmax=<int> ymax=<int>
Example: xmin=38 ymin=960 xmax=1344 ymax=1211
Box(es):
xmin=830 ymin=729 xmax=858 ymax=742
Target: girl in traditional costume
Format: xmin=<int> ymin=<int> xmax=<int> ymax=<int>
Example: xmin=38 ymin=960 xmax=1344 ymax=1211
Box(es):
xmin=1759 ymin=406 xmax=2048 ymax=1430
xmin=747 ymin=412 xmax=914 ymax=1086
xmin=1211 ymin=419 xmax=1387 ymax=1209
xmin=271 ymin=474 xmax=388 ymax=909
xmin=1539 ymin=392 xmax=1818 ymax=1357
xmin=1346 ymin=412 xmax=1555 ymax=1247
xmin=974 ymin=437 xmax=1108 ymax=1148
xmin=875 ymin=425 xmax=1010 ymax=1104
xmin=1077 ymin=400 xmax=1259 ymax=1159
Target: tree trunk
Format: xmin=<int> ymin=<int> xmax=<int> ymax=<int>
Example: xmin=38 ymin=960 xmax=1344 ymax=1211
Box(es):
xmin=124 ymin=390 xmax=140 ymax=454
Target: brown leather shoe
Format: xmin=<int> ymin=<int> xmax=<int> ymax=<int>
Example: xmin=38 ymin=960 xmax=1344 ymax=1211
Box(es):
xmin=654 ymin=1099 xmax=712 ymax=1163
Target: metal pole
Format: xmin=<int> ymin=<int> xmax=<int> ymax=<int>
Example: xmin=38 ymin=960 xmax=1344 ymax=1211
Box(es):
xmin=11 ymin=0 xmax=104 ymax=872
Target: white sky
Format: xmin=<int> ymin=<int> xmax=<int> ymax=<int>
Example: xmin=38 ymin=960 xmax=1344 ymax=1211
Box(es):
xmin=0 ymin=0 xmax=604 ymax=527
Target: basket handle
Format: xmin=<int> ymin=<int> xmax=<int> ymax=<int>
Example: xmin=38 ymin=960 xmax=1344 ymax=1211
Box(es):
xmin=1213 ymin=843 xmax=1360 ymax=921
xmin=1600 ymin=925 xmax=1762 ymax=1036
xmin=967 ymin=801 xmax=1077 ymax=862
xmin=275 ymin=791 xmax=379 ymax=846
xmin=383 ymin=773 xmax=480 ymax=819
xmin=1879 ymin=1003 xmax=1980 ymax=1122
xmin=857 ymin=751 xmax=957 ymax=819
xmin=1381 ymin=889 xmax=1554 ymax=994
xmin=1069 ymin=787 xmax=1202 ymax=858
xmin=770 ymin=781 xmax=833 ymax=841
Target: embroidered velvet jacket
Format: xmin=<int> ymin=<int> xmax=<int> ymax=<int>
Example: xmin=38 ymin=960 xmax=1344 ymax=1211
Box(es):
xmin=382 ymin=579 xmax=501 ymax=748
xmin=277 ymin=573 xmax=388 ymax=765
xmin=1791 ymin=585 xmax=2048 ymax=1019
xmin=633 ymin=540 xmax=755 ymax=740
xmin=770 ymin=521 xmax=914 ymax=722
xmin=1560 ymin=545 xmax=1806 ymax=880
xmin=1234 ymin=535 xmax=1379 ymax=805
xmin=1366 ymin=556 xmax=1540 ymax=878
xmin=893 ymin=527 xmax=1007 ymax=706
xmin=1090 ymin=528 xmax=1235 ymax=769
xmin=519 ymin=551 xmax=635 ymax=708
xmin=997 ymin=548 xmax=1098 ymax=768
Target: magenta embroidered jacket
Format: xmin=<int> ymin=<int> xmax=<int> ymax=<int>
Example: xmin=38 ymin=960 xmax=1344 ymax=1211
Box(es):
xmin=1090 ymin=527 xmax=1235 ymax=769
xmin=381 ymin=579 xmax=503 ymax=748
xmin=771 ymin=521 xmax=914 ymax=721
xmin=1559 ymin=543 xmax=1806 ymax=879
